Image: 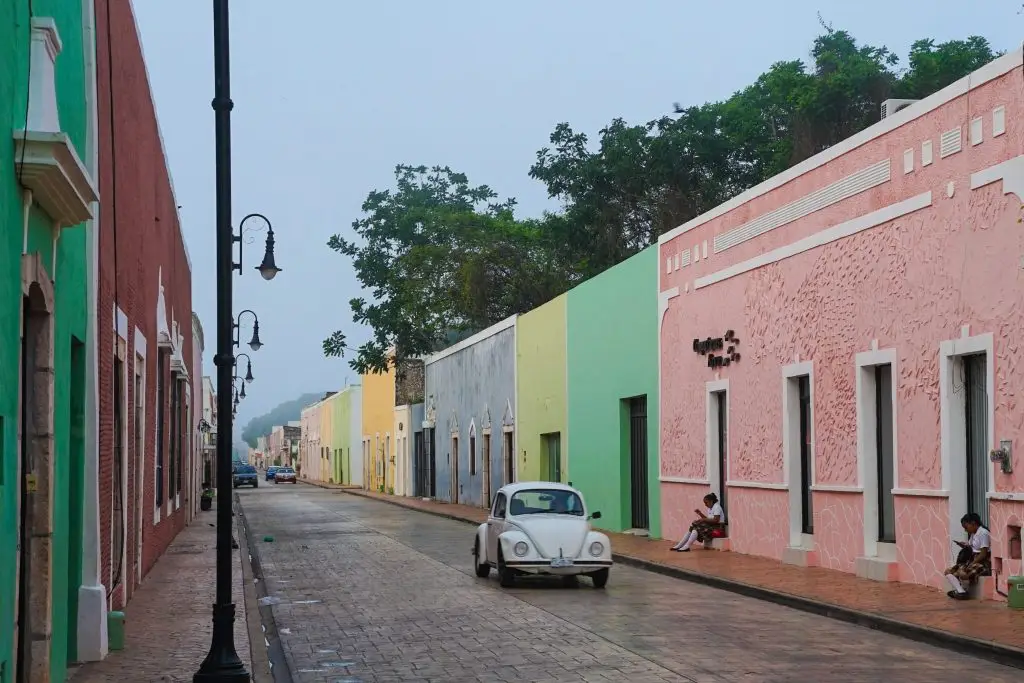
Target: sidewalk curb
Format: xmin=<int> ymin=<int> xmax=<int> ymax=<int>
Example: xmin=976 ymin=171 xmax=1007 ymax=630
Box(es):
xmin=341 ymin=488 xmax=1024 ymax=671
xmin=236 ymin=494 xmax=294 ymax=683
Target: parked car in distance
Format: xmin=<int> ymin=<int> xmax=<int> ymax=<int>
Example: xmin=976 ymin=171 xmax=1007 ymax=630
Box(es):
xmin=233 ymin=463 xmax=258 ymax=488
xmin=274 ymin=467 xmax=297 ymax=484
xmin=265 ymin=466 xmax=280 ymax=482
xmin=473 ymin=482 xmax=612 ymax=588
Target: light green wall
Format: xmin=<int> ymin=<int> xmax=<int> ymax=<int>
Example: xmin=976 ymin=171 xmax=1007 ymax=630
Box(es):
xmin=515 ymin=295 xmax=567 ymax=482
xmin=0 ymin=2 xmax=90 ymax=680
xmin=328 ymin=388 xmax=355 ymax=484
xmin=566 ymin=247 xmax=661 ymax=538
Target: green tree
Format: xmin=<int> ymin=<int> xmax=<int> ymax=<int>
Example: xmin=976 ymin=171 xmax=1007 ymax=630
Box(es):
xmin=326 ymin=29 xmax=1000 ymax=369
xmin=324 ymin=165 xmax=569 ymax=374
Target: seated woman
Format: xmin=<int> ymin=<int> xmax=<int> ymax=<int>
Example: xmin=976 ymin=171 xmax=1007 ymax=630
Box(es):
xmin=670 ymin=492 xmax=725 ymax=552
xmin=944 ymin=512 xmax=991 ymax=600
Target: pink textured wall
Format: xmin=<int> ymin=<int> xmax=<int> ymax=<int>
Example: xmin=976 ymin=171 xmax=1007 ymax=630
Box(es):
xmin=659 ymin=57 xmax=1024 ymax=591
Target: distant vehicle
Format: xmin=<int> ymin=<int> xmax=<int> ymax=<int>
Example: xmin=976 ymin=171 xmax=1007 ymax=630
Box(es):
xmin=265 ymin=466 xmax=280 ymax=482
xmin=274 ymin=467 xmax=297 ymax=484
xmin=233 ymin=464 xmax=258 ymax=489
xmin=473 ymin=482 xmax=612 ymax=588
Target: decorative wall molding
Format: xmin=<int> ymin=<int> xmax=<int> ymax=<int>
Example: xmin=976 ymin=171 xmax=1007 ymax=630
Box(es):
xmin=695 ymin=192 xmax=933 ymax=290
xmin=658 ymin=287 xmax=680 ymax=330
xmin=713 ymin=159 xmax=891 ymax=254
xmin=659 ymin=476 xmax=710 ymax=485
xmin=970 ymin=154 xmax=1024 ymax=201
xmin=727 ymin=480 xmax=788 ymax=490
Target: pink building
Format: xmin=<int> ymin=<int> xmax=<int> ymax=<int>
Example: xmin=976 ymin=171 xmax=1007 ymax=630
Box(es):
xmin=658 ymin=50 xmax=1024 ymax=597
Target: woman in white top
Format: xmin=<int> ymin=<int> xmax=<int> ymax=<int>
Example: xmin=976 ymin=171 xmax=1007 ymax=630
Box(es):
xmin=671 ymin=492 xmax=726 ymax=552
xmin=944 ymin=512 xmax=991 ymax=600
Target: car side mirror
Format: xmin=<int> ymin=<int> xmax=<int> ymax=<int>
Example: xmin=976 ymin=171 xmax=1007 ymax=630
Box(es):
xmin=590 ymin=511 xmax=601 ymax=520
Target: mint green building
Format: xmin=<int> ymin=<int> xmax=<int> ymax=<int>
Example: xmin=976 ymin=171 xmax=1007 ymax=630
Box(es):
xmin=566 ymin=247 xmax=661 ymax=539
xmin=0 ymin=3 xmax=98 ymax=681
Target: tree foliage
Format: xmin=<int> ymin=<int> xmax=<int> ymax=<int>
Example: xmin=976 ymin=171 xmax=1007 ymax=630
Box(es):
xmin=326 ymin=29 xmax=998 ymax=373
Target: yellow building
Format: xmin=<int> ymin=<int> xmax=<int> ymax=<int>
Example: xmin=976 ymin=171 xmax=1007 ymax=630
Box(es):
xmin=361 ymin=364 xmax=395 ymax=492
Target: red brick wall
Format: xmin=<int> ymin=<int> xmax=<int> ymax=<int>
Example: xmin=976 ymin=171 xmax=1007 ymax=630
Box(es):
xmin=95 ymin=0 xmax=195 ymax=610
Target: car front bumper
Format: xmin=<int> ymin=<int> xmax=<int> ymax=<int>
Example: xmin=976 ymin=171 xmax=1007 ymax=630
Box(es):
xmin=504 ymin=559 xmax=612 ymax=576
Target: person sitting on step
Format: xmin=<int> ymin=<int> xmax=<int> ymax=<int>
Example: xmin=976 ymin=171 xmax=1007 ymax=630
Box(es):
xmin=670 ymin=492 xmax=725 ymax=552
xmin=944 ymin=512 xmax=991 ymax=600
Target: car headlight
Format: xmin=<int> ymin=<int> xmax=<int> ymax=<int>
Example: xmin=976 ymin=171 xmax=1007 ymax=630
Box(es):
xmin=589 ymin=541 xmax=604 ymax=557
xmin=514 ymin=541 xmax=529 ymax=557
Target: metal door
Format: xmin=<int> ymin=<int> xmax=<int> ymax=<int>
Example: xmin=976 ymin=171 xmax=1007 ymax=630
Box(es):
xmin=629 ymin=396 xmax=649 ymax=530
xmin=798 ymin=377 xmax=813 ymax=534
xmin=964 ymin=354 xmax=989 ymax=526
xmin=414 ymin=431 xmax=426 ymax=497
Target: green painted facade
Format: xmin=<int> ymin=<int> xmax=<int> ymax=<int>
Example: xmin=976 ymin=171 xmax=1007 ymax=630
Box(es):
xmin=566 ymin=247 xmax=661 ymax=538
xmin=329 ymin=387 xmax=356 ymax=484
xmin=515 ymin=295 xmax=568 ymax=483
xmin=0 ymin=2 xmax=91 ymax=681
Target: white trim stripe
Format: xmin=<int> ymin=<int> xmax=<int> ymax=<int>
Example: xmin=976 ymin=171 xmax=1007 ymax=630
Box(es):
xmin=658 ymin=49 xmax=1023 ymax=245
xmin=694 ymin=192 xmax=933 ymax=290
xmin=713 ymin=159 xmax=891 ymax=254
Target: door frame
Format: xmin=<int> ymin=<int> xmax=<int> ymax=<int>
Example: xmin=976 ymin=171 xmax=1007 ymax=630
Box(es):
xmin=782 ymin=362 xmax=815 ymax=549
xmin=856 ymin=347 xmax=899 ymax=561
xmin=17 ymin=254 xmax=57 ymax=683
xmin=940 ymin=332 xmax=994 ymax=542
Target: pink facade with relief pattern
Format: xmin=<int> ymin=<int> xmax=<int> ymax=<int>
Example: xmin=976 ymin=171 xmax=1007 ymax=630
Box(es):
xmin=658 ymin=50 xmax=1024 ymax=595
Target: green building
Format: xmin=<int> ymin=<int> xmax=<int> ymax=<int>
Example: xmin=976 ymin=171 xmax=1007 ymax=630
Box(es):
xmin=515 ymin=295 xmax=568 ymax=483
xmin=1 ymin=3 xmax=98 ymax=681
xmin=566 ymin=247 xmax=661 ymax=539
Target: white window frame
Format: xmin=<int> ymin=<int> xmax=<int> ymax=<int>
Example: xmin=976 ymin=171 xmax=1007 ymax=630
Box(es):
xmin=855 ymin=347 xmax=899 ymax=561
xmin=783 ymin=361 xmax=815 ymax=549
xmin=705 ymin=379 xmax=729 ymax=503
xmin=133 ymin=329 xmax=147 ymax=584
xmin=940 ymin=330 xmax=995 ymax=543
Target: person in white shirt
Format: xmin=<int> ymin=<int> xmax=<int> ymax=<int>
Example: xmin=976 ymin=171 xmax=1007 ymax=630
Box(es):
xmin=671 ymin=493 xmax=726 ymax=552
xmin=944 ymin=512 xmax=991 ymax=600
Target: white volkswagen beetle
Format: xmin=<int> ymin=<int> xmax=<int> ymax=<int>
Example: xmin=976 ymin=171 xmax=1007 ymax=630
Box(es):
xmin=473 ymin=482 xmax=612 ymax=588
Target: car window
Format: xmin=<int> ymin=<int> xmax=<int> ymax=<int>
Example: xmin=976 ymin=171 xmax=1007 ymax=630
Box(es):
xmin=238 ymin=465 xmax=255 ymax=473
xmin=492 ymin=493 xmax=507 ymax=518
xmin=509 ymin=489 xmax=584 ymax=516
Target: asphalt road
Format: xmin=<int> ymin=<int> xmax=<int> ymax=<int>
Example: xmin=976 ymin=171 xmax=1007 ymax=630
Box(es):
xmin=238 ymin=482 xmax=1020 ymax=683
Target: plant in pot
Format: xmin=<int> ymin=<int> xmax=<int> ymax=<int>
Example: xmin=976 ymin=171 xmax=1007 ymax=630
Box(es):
xmin=200 ymin=487 xmax=214 ymax=511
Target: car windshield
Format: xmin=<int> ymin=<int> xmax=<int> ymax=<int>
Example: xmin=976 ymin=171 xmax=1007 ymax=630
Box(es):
xmin=509 ymin=489 xmax=584 ymax=516
xmin=278 ymin=468 xmax=294 ymax=474
xmin=237 ymin=465 xmax=255 ymax=473
xmin=267 ymin=467 xmax=279 ymax=472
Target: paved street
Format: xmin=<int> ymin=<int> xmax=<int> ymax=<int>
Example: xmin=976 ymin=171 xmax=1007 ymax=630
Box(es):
xmin=239 ymin=483 xmax=1020 ymax=683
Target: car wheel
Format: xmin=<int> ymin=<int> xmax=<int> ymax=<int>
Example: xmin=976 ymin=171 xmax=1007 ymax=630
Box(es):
xmin=497 ymin=550 xmax=515 ymax=588
xmin=590 ymin=568 xmax=609 ymax=589
xmin=473 ymin=538 xmax=490 ymax=578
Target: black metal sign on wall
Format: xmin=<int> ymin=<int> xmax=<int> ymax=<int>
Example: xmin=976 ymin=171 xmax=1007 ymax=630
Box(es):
xmin=693 ymin=330 xmax=741 ymax=368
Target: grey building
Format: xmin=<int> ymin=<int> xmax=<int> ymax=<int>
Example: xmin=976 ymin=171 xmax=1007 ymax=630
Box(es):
xmin=423 ymin=316 xmax=517 ymax=508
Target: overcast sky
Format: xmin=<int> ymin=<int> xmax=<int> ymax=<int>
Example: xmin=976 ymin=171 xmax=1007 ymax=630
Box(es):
xmin=132 ymin=0 xmax=1023 ymax=435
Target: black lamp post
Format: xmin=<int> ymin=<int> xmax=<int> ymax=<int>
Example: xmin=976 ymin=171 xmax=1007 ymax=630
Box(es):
xmin=234 ymin=353 xmax=254 ymax=383
xmin=194 ymin=1 xmax=250 ymax=679
xmin=234 ymin=212 xmax=282 ymax=281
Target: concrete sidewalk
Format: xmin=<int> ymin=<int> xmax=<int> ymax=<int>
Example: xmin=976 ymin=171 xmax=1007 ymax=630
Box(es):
xmin=331 ymin=485 xmax=1024 ymax=669
xmin=71 ymin=501 xmax=261 ymax=682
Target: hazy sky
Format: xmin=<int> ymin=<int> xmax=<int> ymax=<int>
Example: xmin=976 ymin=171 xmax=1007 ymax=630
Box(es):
xmin=132 ymin=0 xmax=1023 ymax=434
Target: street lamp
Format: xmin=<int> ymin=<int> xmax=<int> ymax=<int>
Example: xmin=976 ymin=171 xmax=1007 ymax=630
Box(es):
xmin=233 ymin=309 xmax=262 ymax=352
xmin=234 ymin=353 xmax=254 ymax=383
xmin=234 ymin=212 xmax=282 ymax=281
xmin=195 ymin=1 xmax=251 ymax=679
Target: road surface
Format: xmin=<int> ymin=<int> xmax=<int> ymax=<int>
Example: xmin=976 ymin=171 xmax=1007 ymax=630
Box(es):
xmin=238 ymin=483 xmax=1019 ymax=682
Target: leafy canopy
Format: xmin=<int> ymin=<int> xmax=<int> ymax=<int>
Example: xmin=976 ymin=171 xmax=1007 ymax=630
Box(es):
xmin=325 ymin=30 xmax=997 ymax=374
